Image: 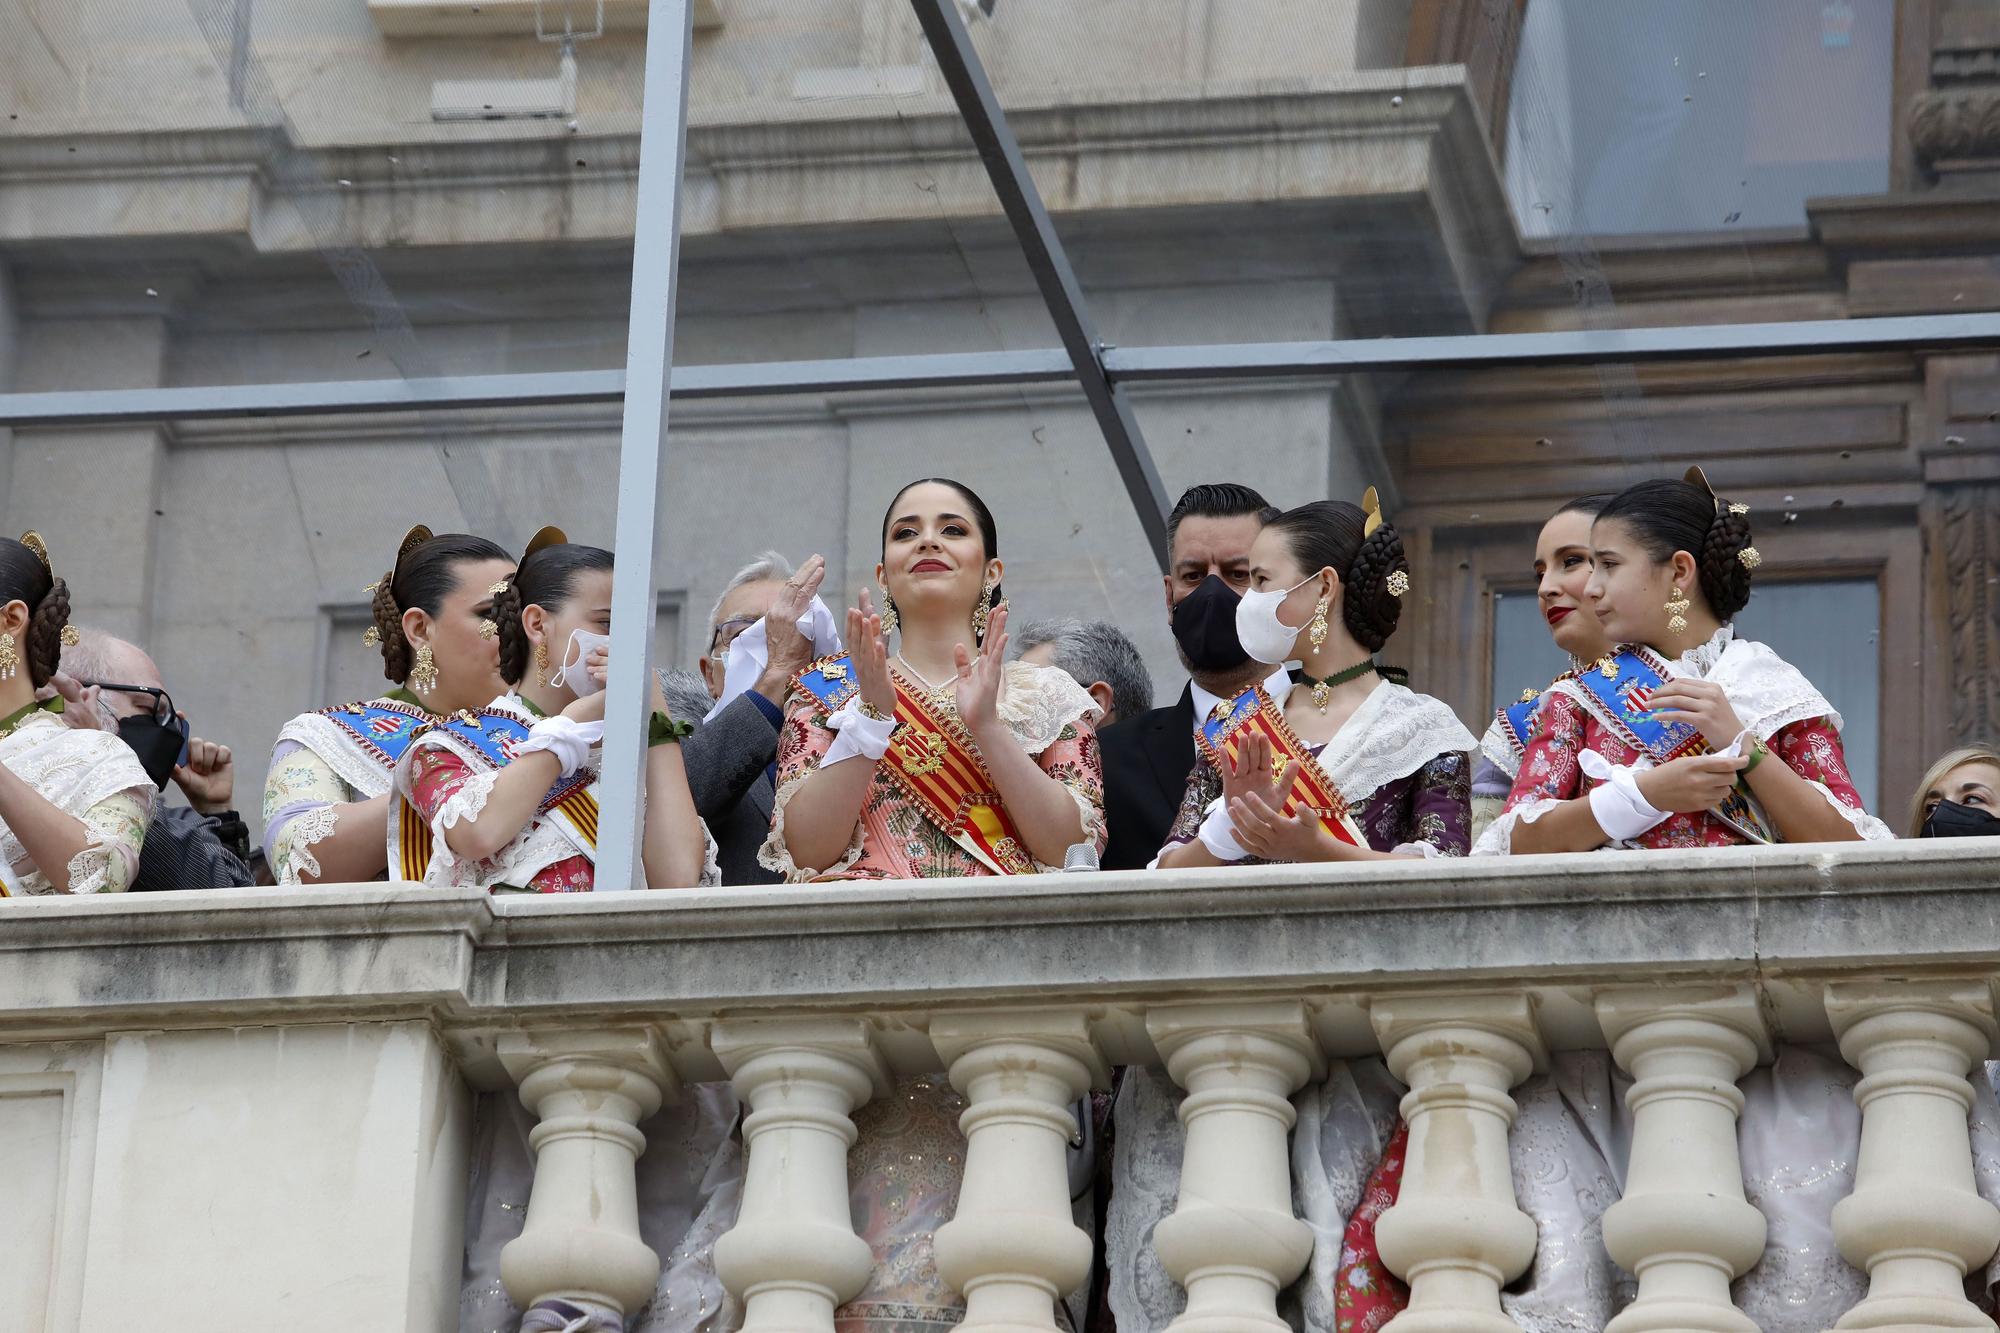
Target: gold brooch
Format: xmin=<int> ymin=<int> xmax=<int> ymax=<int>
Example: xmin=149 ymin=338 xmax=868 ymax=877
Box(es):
xmin=1738 ymin=546 xmax=1763 ymax=570
xmin=1520 ymin=688 xmax=1541 ymax=703
xmin=1385 ymin=569 xmax=1411 ymax=598
xmin=1598 ymin=657 xmax=1619 ymax=679
xmin=59 ymin=625 xmax=80 ymax=647
xmin=1728 ymin=502 xmax=1750 ymax=516
xmin=822 ymin=662 xmax=848 ymax=681
xmin=899 ymin=731 xmax=948 ymax=777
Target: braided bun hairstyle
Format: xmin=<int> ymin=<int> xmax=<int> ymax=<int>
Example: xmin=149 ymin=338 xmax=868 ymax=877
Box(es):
xmin=0 ymin=536 xmax=69 ymax=689
xmin=1595 ymin=476 xmax=1756 ymax=620
xmin=496 ymin=543 xmax=614 ymax=687
xmin=1262 ymin=499 xmax=1409 ymax=653
xmin=370 ymin=532 xmax=512 ymax=685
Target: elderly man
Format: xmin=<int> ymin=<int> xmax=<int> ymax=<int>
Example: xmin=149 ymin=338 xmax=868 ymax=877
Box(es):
xmin=57 ymin=628 xmax=252 ymax=891
xmin=1095 ymin=483 xmax=1283 ymax=870
xmin=1012 ymin=618 xmax=1153 ymax=730
xmin=682 ymin=550 xmax=828 ymax=884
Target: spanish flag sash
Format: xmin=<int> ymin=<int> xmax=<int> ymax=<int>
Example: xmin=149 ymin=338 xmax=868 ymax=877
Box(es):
xmin=393 ymin=707 xmax=600 ymax=881
xmin=796 ymin=654 xmax=1037 ymax=876
xmin=1571 ymin=647 xmax=1776 ymax=844
xmin=1194 ymin=685 xmax=1369 ymax=848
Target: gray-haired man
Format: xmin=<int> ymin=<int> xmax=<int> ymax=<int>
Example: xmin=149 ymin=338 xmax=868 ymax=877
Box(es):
xmin=1013 ymin=617 xmax=1154 ymax=730
xmin=679 ymin=551 xmax=826 ymax=884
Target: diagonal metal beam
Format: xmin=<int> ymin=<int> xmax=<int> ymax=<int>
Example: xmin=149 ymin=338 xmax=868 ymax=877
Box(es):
xmin=908 ymin=0 xmax=1174 ymax=571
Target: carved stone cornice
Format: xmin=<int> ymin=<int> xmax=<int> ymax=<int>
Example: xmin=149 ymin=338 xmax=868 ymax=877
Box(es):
xmin=1909 ymin=85 xmax=2000 ymax=170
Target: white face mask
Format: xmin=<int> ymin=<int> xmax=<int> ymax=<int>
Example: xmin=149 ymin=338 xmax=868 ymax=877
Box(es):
xmin=1234 ymin=575 xmax=1315 ymax=666
xmin=548 ymin=628 xmax=612 ymax=696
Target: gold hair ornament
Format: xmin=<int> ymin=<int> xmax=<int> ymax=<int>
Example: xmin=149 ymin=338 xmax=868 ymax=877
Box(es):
xmin=523 ymin=525 xmax=568 ymax=560
xmin=1738 ymin=547 xmax=1763 ymax=570
xmin=1385 ymin=570 xmax=1411 ymax=598
xmin=362 ymin=626 xmax=382 ymax=648
xmin=18 ymin=532 xmax=50 ymax=569
xmin=489 ymin=581 xmax=511 ymax=597
xmin=1360 ymin=486 xmax=1386 ymax=538
xmin=59 ymin=625 xmax=80 ymax=648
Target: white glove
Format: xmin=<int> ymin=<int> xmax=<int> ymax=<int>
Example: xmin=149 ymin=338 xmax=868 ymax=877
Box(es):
xmin=516 ymin=715 xmax=603 ymax=778
xmin=1197 ymin=798 xmax=1249 ymax=861
xmin=822 ymin=696 xmax=897 ymax=768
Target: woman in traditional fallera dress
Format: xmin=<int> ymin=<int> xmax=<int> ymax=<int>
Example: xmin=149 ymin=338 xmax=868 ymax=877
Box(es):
xmin=760 ymin=477 xmax=1105 ymax=1333
xmin=1470 ymin=494 xmax=1613 ymax=842
xmin=260 ymin=526 xmax=514 ymax=885
xmin=0 ymin=532 xmax=154 ymax=896
xmin=390 ymin=531 xmax=716 ymax=893
xmin=1112 ymin=493 xmax=1474 ymax=1333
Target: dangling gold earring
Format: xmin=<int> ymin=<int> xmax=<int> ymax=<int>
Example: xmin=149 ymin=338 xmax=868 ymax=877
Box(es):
xmin=0 ymin=632 xmax=16 ymax=681
xmin=878 ymin=584 xmax=899 ymax=635
xmin=534 ymin=640 xmax=550 ymax=686
xmin=1307 ymin=595 xmax=1330 ymax=650
xmin=971 ymin=581 xmax=996 ymax=640
xmin=409 ymin=642 xmax=439 ymax=695
xmin=1665 ymin=585 xmax=1691 ymax=636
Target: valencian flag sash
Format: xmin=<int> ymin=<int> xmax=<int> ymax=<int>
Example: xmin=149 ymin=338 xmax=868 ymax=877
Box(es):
xmin=797 ymin=654 xmax=1038 ymax=876
xmin=393 ymin=708 xmax=600 ymax=880
xmin=322 ymin=699 xmax=435 ymax=770
xmin=1573 ymin=647 xmax=1776 ymax=844
xmin=1194 ymin=684 xmax=1369 ymax=848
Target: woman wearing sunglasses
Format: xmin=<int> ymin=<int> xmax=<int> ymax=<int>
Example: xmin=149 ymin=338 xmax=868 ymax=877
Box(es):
xmin=0 ymin=532 xmax=154 ymax=894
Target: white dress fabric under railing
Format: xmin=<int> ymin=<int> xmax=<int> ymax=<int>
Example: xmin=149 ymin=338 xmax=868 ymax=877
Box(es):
xmin=1105 ymin=1051 xmax=2000 ymax=1333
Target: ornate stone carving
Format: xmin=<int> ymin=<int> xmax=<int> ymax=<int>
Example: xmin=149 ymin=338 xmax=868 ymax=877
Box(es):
xmin=1940 ymin=484 xmax=2000 ymax=745
xmin=1909 ymin=86 xmax=2000 ymax=168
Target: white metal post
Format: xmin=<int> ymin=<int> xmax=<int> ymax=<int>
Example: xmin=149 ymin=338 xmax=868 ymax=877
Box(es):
xmin=594 ymin=0 xmax=695 ymax=890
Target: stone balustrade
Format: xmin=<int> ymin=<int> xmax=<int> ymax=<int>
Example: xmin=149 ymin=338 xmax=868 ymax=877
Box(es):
xmin=8 ymin=842 xmax=2000 ymax=1330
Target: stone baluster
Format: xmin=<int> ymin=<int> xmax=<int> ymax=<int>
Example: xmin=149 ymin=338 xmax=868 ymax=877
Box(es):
xmin=931 ymin=1011 xmax=1109 ymax=1332
xmin=1147 ymin=1000 xmax=1323 ymax=1333
xmin=1824 ymin=981 xmax=2000 ymax=1331
xmin=497 ymin=1028 xmax=677 ymax=1321
xmin=1596 ymin=986 xmax=1769 ymax=1333
xmin=1371 ymin=994 xmax=1543 ymax=1333
xmin=711 ymin=1018 xmax=891 ymax=1333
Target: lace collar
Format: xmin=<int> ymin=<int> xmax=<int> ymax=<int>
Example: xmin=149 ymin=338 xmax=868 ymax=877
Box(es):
xmin=1313 ymin=680 xmax=1477 ymax=805
xmin=1674 ymin=624 xmax=1735 ymax=677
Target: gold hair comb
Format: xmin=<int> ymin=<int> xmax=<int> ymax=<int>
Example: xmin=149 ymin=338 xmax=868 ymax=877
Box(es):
xmin=19 ymin=531 xmax=50 ymax=569
xmin=1360 ymin=486 xmax=1385 ymax=538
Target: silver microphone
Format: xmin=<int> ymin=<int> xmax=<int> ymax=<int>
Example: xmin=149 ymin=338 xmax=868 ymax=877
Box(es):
xmin=1062 ymin=842 xmax=1100 ymax=873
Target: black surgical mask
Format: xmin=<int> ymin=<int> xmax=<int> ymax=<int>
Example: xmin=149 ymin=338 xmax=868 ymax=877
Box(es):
xmin=118 ymin=715 xmax=188 ymax=791
xmin=1921 ymin=799 xmax=2000 ymax=839
xmin=1172 ymin=574 xmax=1251 ymax=675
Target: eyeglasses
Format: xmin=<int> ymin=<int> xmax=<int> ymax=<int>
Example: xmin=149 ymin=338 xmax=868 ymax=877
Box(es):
xmin=709 ymin=615 xmax=760 ymax=659
xmin=84 ymin=682 xmax=191 ymax=765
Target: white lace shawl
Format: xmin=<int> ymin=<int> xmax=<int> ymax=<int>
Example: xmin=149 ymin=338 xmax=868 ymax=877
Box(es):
xmin=393 ymin=696 xmax=720 ymax=890
xmin=1316 ymin=679 xmax=1478 ymax=808
xmin=1474 ymin=626 xmax=1891 ymax=854
xmin=760 ymin=659 xmax=1104 ymax=880
xmin=0 ymin=713 xmax=155 ymax=894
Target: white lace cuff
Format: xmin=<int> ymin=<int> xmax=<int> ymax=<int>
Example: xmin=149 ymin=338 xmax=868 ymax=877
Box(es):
xmin=1390 ymin=841 xmax=1444 ymax=859
xmin=517 ymin=715 xmax=602 ymax=777
xmin=1471 ymin=797 xmax=1563 ymax=856
xmin=1803 ymin=777 xmax=1896 ymax=841
xmin=1579 ymin=750 xmax=1671 ymax=843
xmin=64 ymin=842 xmax=114 ymax=894
xmin=1197 ymin=798 xmax=1248 ymax=861
xmin=823 ymin=698 xmax=897 ymax=767
xmin=277 ymin=804 xmax=340 ymax=885
xmin=757 ymin=769 xmax=868 ymax=882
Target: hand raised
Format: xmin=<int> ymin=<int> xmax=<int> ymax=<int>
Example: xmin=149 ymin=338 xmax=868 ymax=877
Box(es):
xmin=850 ymin=587 xmax=896 ymax=717
xmin=762 ymin=554 xmax=827 ymax=687
xmin=952 ymin=603 xmax=1008 ymax=735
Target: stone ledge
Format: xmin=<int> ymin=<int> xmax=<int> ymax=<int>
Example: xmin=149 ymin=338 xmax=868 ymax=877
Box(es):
xmin=4 ymin=844 xmax=2000 ymax=1049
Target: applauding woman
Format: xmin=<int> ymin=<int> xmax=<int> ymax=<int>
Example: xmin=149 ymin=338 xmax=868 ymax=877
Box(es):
xmin=1156 ymin=491 xmax=1474 ymax=869
xmin=1479 ymin=468 xmax=1891 ymax=854
xmin=0 ymin=533 xmax=154 ymax=894
xmin=758 ymin=478 xmax=1104 ymax=1333
xmin=391 ymin=531 xmax=715 ymax=892
xmin=263 ymin=526 xmax=515 ymax=884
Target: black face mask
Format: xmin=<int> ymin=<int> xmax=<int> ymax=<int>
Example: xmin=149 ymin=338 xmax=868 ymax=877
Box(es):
xmin=118 ymin=715 xmax=187 ymax=791
xmin=1921 ymin=799 xmax=2000 ymax=839
xmin=1172 ymin=574 xmax=1251 ymax=675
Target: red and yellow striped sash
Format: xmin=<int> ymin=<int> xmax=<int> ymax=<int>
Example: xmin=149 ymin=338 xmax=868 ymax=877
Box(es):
xmin=878 ymin=674 xmax=1037 ymax=876
xmin=1195 ymin=685 xmax=1369 ymax=848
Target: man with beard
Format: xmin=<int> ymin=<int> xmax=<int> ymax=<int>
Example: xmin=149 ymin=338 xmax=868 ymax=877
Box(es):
xmin=1097 ymin=483 xmax=1284 ymax=870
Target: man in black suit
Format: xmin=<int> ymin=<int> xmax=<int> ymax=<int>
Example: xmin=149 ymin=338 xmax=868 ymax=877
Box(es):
xmin=1097 ymin=484 xmax=1291 ymax=870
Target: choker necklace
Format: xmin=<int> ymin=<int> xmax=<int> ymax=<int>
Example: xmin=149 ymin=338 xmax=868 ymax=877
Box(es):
xmin=1296 ymin=659 xmax=1400 ymax=713
xmin=894 ymin=655 xmax=956 ymax=699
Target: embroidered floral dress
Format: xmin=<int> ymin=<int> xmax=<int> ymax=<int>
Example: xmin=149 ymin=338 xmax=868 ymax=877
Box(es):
xmin=1476 ymin=626 xmax=1893 ymax=854
xmin=757 ymin=659 xmax=1104 ymax=1333
xmin=262 ymin=687 xmax=431 ymax=884
xmin=1157 ymin=679 xmax=1475 ymax=863
xmin=393 ymin=693 xmax=718 ymax=893
xmin=758 ymin=659 xmax=1105 ymax=881
xmin=0 ymin=705 xmax=154 ymax=895
xmin=1106 ymin=680 xmax=1472 ymax=1333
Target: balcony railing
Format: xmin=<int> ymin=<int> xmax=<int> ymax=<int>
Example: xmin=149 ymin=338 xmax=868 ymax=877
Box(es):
xmin=8 ymin=841 xmax=2000 ymax=1331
